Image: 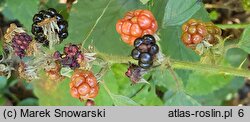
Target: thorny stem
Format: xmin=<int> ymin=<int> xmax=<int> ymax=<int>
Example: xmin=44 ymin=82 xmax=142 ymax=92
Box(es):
xmin=96 ymin=52 xmax=250 ymax=78
xmin=171 ymin=60 xmax=250 ymax=78
xmin=81 ymin=0 xmax=112 ymax=49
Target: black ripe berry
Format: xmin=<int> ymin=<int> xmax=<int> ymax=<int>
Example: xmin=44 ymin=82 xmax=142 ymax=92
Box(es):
xmin=43 ymin=12 xmax=52 ymax=18
xmin=35 ymin=33 xmax=46 ymax=43
xmin=131 ymin=48 xmax=141 ymax=60
xmin=149 ymin=44 xmax=159 ymax=55
xmin=47 ymin=8 xmax=57 ymax=16
xmin=38 ymin=10 xmax=46 ymax=15
xmin=139 ymin=52 xmax=153 ymax=64
xmin=31 ymin=8 xmax=68 ymax=46
xmin=143 ymin=34 xmax=156 ymax=45
xmin=130 ymin=34 xmax=159 ymax=69
xmin=55 ymin=14 xmax=64 ymax=22
xmin=134 ymin=38 xmax=144 ymax=48
xmin=139 ymin=61 xmax=152 ymax=69
xmin=33 ymin=14 xmax=43 ymax=23
xmin=58 ymin=21 xmax=68 ymax=32
xmin=59 ymin=31 xmax=68 ymax=39
xmin=31 ymin=23 xmax=43 ymax=35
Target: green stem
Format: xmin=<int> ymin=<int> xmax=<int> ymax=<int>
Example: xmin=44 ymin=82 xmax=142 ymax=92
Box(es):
xmin=96 ymin=52 xmax=250 ymax=78
xmin=216 ymin=23 xmax=250 ymax=29
xmin=171 ymin=60 xmax=250 ymax=78
xmin=96 ymin=51 xmax=136 ymax=64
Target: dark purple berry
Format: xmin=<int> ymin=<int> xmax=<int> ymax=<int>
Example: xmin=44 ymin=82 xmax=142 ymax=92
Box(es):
xmin=149 ymin=44 xmax=159 ymax=55
xmin=143 ymin=34 xmax=156 ymax=45
xmin=139 ymin=52 xmax=153 ymax=64
xmin=64 ymin=44 xmax=78 ymax=57
xmin=131 ymin=48 xmax=141 ymax=60
xmin=33 ymin=14 xmax=43 ymax=23
xmin=11 ymin=33 xmax=32 ymax=58
xmin=134 ymin=38 xmax=144 ymax=47
xmin=55 ymin=44 xmax=83 ymax=69
xmin=138 ymin=61 xmax=152 ymax=69
xmin=53 ymin=51 xmax=61 ymax=59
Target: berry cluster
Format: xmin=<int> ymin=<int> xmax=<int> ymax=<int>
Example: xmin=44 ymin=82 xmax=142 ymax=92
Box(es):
xmin=131 ymin=34 xmax=159 ymax=69
xmin=11 ymin=33 xmax=32 ymax=58
xmin=181 ymin=19 xmax=222 ymax=48
xmin=116 ymin=9 xmax=158 ymax=45
xmin=54 ymin=44 xmax=84 ymax=69
xmin=31 ymin=8 xmax=68 ymax=46
xmin=70 ymin=69 xmax=99 ymax=100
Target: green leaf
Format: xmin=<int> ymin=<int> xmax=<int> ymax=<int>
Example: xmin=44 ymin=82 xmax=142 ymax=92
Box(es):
xmin=0 ymin=0 xmax=6 ymax=11
xmin=5 ymin=0 xmax=39 ymax=31
xmin=242 ymin=0 xmax=250 ymax=12
xmin=111 ymin=64 xmax=146 ymax=96
xmin=0 ymin=76 xmax=7 ymax=91
xmin=165 ymin=91 xmax=201 ymax=106
xmin=111 ymin=94 xmax=140 ymax=106
xmin=132 ymin=84 xmax=163 ymax=105
xmin=140 ymin=0 xmax=150 ymax=4
xmin=185 ymin=71 xmax=233 ymax=95
xmin=111 ymin=64 xmax=163 ymax=105
xmin=225 ymin=48 xmax=248 ymax=67
xmin=152 ymin=68 xmax=183 ymax=91
xmin=193 ymin=77 xmax=244 ymax=105
xmin=62 ymin=0 xmax=144 ymax=55
xmin=163 ymin=0 xmax=203 ymax=26
xmin=33 ymin=76 xmax=83 ymax=106
xmin=95 ymin=70 xmax=119 ymax=106
xmin=17 ymin=98 xmax=38 ymax=106
xmin=0 ymin=95 xmax=7 ymax=105
xmin=238 ymin=25 xmax=250 ymax=53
